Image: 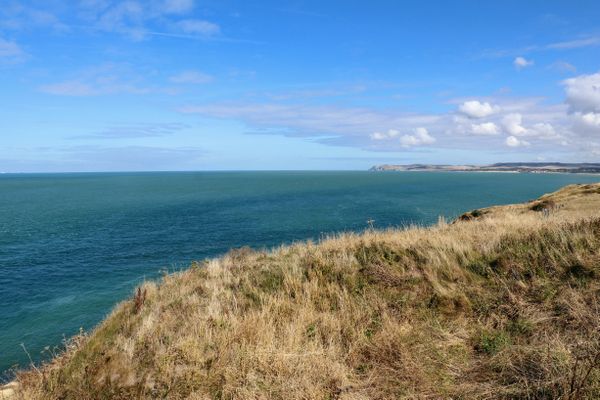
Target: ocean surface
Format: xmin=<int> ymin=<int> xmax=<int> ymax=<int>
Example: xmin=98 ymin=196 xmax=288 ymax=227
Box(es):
xmin=1 ymin=171 xmax=599 ymax=376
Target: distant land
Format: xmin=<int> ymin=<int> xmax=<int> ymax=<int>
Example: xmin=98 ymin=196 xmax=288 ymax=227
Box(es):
xmin=370 ymin=162 xmax=600 ymax=174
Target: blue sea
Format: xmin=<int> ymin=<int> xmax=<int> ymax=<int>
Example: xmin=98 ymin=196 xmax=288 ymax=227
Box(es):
xmin=1 ymin=171 xmax=599 ymax=376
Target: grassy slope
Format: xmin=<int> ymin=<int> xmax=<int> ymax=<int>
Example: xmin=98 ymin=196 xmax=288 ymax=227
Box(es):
xmin=16 ymin=183 xmax=600 ymax=399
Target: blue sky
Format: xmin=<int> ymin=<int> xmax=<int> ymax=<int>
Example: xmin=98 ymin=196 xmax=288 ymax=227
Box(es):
xmin=1 ymin=0 xmax=600 ymax=171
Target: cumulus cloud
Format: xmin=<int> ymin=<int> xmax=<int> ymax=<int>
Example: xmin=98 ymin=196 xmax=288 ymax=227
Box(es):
xmin=470 ymin=122 xmax=499 ymax=135
xmin=573 ymin=112 xmax=600 ymax=134
xmin=578 ymin=112 xmax=600 ymax=127
xmin=370 ymin=127 xmax=435 ymax=147
xmin=561 ymin=71 xmax=600 ymax=135
xmin=506 ymin=136 xmax=530 ymax=147
xmin=563 ymin=72 xmax=600 ymax=113
xmin=399 ymin=128 xmax=436 ymax=147
xmin=169 ymin=70 xmax=213 ymax=84
xmin=458 ymin=100 xmax=498 ymax=118
xmin=370 ymin=129 xmax=400 ymax=140
xmin=529 ymin=123 xmax=559 ymax=139
xmin=514 ymin=56 xmax=534 ymax=69
xmin=502 ymin=113 xmax=527 ymax=136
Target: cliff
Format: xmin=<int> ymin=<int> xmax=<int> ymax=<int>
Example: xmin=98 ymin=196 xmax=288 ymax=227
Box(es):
xmin=15 ymin=183 xmax=600 ymax=399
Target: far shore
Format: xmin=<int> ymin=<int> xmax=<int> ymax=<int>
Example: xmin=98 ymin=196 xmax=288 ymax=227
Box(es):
xmin=370 ymin=162 xmax=600 ymax=175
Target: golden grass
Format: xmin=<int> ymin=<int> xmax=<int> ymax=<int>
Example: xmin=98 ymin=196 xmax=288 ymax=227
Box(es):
xmin=15 ymin=183 xmax=600 ymax=399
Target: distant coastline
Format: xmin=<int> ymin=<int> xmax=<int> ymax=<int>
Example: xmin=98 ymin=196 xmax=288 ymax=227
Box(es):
xmin=370 ymin=162 xmax=600 ymax=174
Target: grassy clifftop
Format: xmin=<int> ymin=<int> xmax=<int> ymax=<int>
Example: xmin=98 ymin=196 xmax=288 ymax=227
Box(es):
xmin=15 ymin=184 xmax=600 ymax=399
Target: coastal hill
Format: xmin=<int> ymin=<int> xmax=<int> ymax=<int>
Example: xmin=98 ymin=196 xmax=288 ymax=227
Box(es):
xmin=12 ymin=183 xmax=600 ymax=399
xmin=370 ymin=162 xmax=600 ymax=173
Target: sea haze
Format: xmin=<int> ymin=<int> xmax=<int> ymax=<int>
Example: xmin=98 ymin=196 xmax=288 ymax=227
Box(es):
xmin=1 ymin=171 xmax=599 ymax=375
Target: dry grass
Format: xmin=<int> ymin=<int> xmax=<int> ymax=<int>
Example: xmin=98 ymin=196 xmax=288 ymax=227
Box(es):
xmin=15 ymin=183 xmax=600 ymax=399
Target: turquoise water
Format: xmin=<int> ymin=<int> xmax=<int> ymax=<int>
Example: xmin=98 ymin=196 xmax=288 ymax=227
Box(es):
xmin=1 ymin=171 xmax=599 ymax=377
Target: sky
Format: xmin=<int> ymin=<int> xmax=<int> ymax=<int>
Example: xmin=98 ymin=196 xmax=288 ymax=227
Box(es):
xmin=1 ymin=0 xmax=600 ymax=172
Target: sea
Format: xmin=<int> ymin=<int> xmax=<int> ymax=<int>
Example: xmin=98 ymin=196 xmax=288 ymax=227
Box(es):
xmin=1 ymin=171 xmax=599 ymax=376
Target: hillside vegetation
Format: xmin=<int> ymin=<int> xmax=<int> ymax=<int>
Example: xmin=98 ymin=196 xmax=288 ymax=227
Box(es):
xmin=13 ymin=183 xmax=600 ymax=399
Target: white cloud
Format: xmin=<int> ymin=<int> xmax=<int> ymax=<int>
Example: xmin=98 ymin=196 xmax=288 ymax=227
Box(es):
xmin=506 ymin=136 xmax=530 ymax=147
xmin=514 ymin=56 xmax=534 ymax=69
xmin=529 ymin=122 xmax=558 ymax=138
xmin=183 ymin=96 xmax=573 ymax=152
xmin=370 ymin=128 xmax=435 ymax=148
xmin=579 ymin=112 xmax=600 ymax=127
xmin=563 ymin=72 xmax=600 ymax=113
xmin=572 ymin=112 xmax=600 ymax=134
xmin=169 ymin=70 xmax=213 ymax=84
xmin=458 ymin=100 xmax=498 ymax=118
xmin=177 ymin=19 xmax=220 ymax=36
xmin=399 ymin=127 xmax=436 ymax=147
xmin=181 ymin=85 xmax=590 ymax=153
xmin=183 ymin=103 xmax=441 ymax=141
xmin=370 ymin=129 xmax=400 ymax=140
xmin=471 ymin=122 xmax=499 ymax=135
xmin=502 ymin=113 xmax=527 ymax=136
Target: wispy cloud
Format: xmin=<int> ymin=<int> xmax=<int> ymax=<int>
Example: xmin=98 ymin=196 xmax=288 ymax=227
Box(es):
xmin=75 ymin=0 xmax=222 ymax=41
xmin=39 ymin=63 xmax=178 ymax=96
xmin=546 ymin=36 xmax=600 ymax=50
xmin=39 ymin=78 xmax=164 ymax=96
xmin=263 ymin=85 xmax=367 ymax=101
xmin=0 ymin=37 xmax=27 ymax=63
xmin=163 ymin=0 xmax=195 ymax=14
xmin=169 ymin=70 xmax=213 ymax=84
xmin=0 ymin=3 xmax=68 ymax=32
xmin=480 ymin=35 xmax=600 ymax=59
xmin=71 ymin=123 xmax=190 ymax=139
xmin=550 ymin=61 xmax=577 ymax=73
xmin=176 ymin=19 xmax=220 ymax=36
